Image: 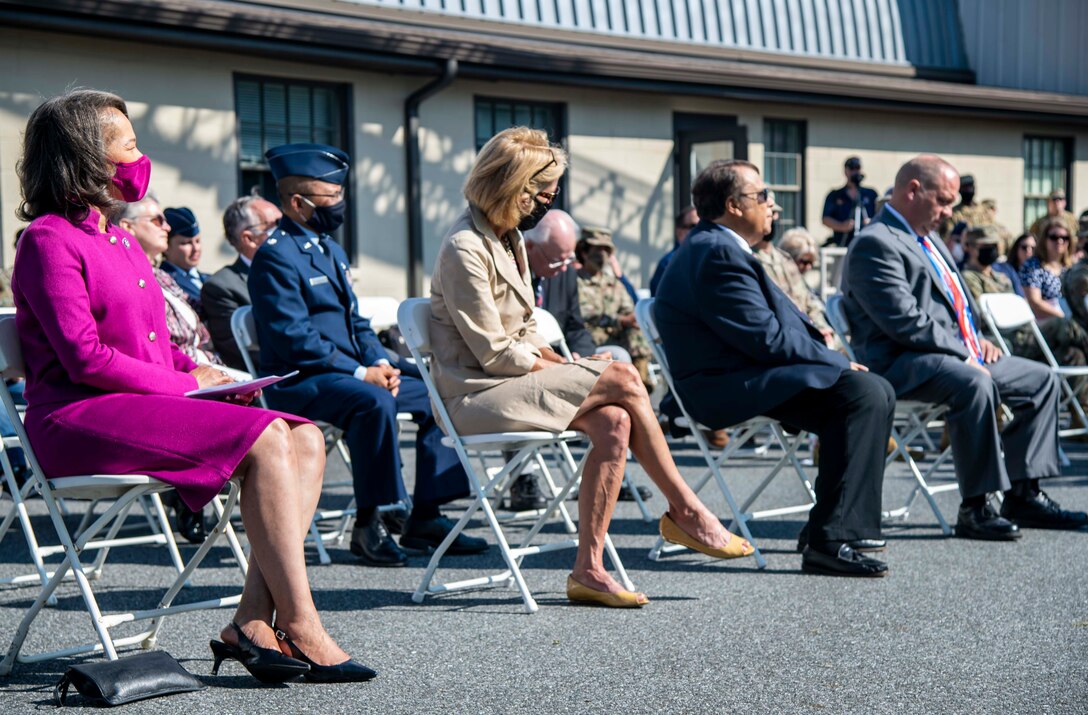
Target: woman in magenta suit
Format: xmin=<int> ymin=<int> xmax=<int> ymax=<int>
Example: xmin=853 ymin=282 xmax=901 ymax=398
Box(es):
xmin=12 ymin=89 xmax=372 ymax=684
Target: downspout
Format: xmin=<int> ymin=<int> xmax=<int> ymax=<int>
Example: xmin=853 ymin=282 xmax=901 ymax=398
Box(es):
xmin=405 ymin=58 xmax=458 ymax=297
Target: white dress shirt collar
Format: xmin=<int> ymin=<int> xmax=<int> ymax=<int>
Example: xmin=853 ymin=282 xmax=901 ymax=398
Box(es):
xmin=716 ymin=224 xmax=753 ymax=255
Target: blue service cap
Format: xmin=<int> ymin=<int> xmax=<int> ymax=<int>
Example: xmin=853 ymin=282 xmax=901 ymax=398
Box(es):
xmin=265 ymin=143 xmax=350 ymax=185
xmin=163 ymin=207 xmax=199 ymax=238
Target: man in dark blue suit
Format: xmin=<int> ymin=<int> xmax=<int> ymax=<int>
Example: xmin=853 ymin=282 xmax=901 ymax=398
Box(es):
xmin=249 ymin=143 xmax=484 ymax=567
xmin=654 ymin=159 xmax=894 ymax=577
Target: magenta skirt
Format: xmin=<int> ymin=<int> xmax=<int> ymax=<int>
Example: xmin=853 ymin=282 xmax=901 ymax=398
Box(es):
xmin=26 ymin=393 xmax=309 ymax=511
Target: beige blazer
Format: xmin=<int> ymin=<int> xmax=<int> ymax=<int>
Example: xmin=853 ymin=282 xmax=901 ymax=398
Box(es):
xmin=429 ymin=205 xmax=551 ymax=401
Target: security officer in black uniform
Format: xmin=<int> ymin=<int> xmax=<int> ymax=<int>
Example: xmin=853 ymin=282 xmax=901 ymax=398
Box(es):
xmin=821 ymin=156 xmax=878 ymax=247
xmin=248 ymin=143 xmax=485 ymax=566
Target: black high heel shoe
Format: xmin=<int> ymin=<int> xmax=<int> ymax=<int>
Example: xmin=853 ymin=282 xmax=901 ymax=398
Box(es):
xmin=273 ymin=626 xmax=377 ymax=683
xmin=209 ymin=622 xmax=310 ymax=684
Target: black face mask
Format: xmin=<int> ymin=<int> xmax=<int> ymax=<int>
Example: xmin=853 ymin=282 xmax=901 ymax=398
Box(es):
xmin=300 ymin=196 xmax=346 ymax=234
xmin=518 ymin=198 xmax=551 ymax=232
xmin=960 ymin=190 xmax=975 ymax=204
xmin=848 ymin=172 xmax=865 ymax=185
xmin=765 ymin=219 xmax=781 ymax=243
xmin=977 ymin=245 xmax=999 ymax=266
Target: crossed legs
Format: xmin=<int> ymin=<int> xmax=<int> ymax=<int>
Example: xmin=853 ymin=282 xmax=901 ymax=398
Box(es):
xmin=220 ymin=419 xmax=350 ymax=666
xmin=568 ymin=362 xmax=742 ymax=596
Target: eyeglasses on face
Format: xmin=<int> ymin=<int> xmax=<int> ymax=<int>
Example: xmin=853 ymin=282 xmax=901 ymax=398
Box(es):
xmin=138 ymin=213 xmax=167 ymax=227
xmin=738 ymin=188 xmax=770 ymax=205
xmin=546 ymin=255 xmax=575 ymax=270
xmin=536 ymin=187 xmax=561 ymax=204
xmin=301 ymin=189 xmax=345 ymax=201
xmin=1047 ymin=234 xmax=1070 ymax=242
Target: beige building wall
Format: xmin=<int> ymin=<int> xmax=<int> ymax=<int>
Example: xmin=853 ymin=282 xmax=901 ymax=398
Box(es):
xmin=2 ymin=27 xmax=1087 ymax=301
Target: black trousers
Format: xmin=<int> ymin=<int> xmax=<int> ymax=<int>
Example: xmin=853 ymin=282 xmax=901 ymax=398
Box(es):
xmin=764 ymin=370 xmax=895 ymax=545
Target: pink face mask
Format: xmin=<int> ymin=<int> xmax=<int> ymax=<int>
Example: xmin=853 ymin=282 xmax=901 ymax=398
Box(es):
xmin=111 ymin=155 xmax=152 ymax=202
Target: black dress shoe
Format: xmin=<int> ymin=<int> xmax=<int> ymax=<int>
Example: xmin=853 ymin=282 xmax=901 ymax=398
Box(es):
xmin=274 ymin=627 xmax=377 ymax=684
xmin=400 ymin=516 xmax=488 ymax=555
xmin=174 ymin=502 xmax=209 ymax=545
xmin=796 ymin=524 xmax=886 ymax=553
xmin=507 ymin=473 xmax=547 ymax=511
xmin=999 ymin=490 xmax=1088 ymax=530
xmin=618 ymin=483 xmax=653 ymax=502
xmin=801 ymin=544 xmax=888 ymax=577
xmin=955 ymin=503 xmax=1022 ymax=541
xmin=349 ymin=519 xmax=408 ymax=567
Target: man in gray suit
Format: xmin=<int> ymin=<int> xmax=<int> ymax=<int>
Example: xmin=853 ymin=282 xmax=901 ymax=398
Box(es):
xmin=843 ymin=155 xmax=1087 ymax=539
xmin=201 ymin=195 xmax=281 ymax=371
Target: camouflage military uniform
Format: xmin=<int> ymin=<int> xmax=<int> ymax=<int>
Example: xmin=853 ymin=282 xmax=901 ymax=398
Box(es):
xmin=576 ymin=266 xmax=653 ymax=388
xmin=952 ymin=201 xmax=995 ymax=229
xmin=753 ymin=244 xmax=842 ymax=351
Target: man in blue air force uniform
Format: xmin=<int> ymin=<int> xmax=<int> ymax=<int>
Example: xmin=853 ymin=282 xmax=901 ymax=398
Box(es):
xmin=248 ymin=143 xmax=484 ymax=567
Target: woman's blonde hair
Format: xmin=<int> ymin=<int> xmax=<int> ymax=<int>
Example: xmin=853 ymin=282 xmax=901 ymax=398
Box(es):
xmin=1036 ymin=215 xmax=1074 ymax=268
xmin=464 ymin=126 xmax=567 ymax=230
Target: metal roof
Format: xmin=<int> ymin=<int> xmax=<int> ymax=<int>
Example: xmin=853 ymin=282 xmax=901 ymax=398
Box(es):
xmin=342 ymin=0 xmax=969 ymax=70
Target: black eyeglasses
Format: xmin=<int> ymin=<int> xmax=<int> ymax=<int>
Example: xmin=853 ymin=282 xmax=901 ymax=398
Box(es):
xmin=738 ymin=188 xmax=770 ymax=205
xmin=679 ymin=222 xmax=697 ymax=230
xmin=1047 ymin=234 xmax=1070 ymax=242
xmin=530 ymin=153 xmax=558 ymax=182
xmin=536 ymin=187 xmax=561 ymax=204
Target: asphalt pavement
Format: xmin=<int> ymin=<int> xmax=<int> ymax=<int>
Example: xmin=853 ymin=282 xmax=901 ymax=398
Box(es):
xmin=0 ymin=427 xmax=1085 ymax=713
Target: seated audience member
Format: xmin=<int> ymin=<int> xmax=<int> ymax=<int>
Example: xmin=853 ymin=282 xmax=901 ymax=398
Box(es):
xmin=655 ymin=159 xmax=893 ymax=576
xmin=1073 ymin=211 xmax=1088 ymax=263
xmin=650 ymin=206 xmax=697 ymax=296
xmin=754 ymin=226 xmax=838 ymax=349
xmin=161 ymin=206 xmax=210 ymax=312
xmin=1002 ymin=232 xmax=1035 ymax=296
xmin=118 ymin=195 xmax=225 ymax=368
xmin=575 ymin=227 xmax=654 ymax=390
xmin=430 ymin=126 xmax=752 ymax=608
xmin=517 ymin=209 xmax=649 ymax=509
xmin=1021 ymin=216 xmax=1074 ymax=322
xmin=249 ymin=142 xmax=484 ymax=567
xmin=202 ymin=196 xmax=282 ymax=371
xmin=13 ymin=88 xmax=370 ymax=683
xmin=1029 ymin=188 xmax=1078 ymax=240
xmin=842 ymin=155 xmax=1087 ymax=540
xmin=778 ymin=227 xmax=819 ymax=277
xmin=962 ymin=225 xmax=1087 ymax=365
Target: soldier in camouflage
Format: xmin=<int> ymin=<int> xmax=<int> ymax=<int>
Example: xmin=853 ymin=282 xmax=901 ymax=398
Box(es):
xmin=575 ymin=226 xmax=654 ymax=390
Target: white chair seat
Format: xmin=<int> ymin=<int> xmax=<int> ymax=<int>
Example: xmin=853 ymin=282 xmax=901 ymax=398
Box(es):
xmin=441 ymin=430 xmax=581 ymax=450
xmin=48 ymin=475 xmax=162 ymax=499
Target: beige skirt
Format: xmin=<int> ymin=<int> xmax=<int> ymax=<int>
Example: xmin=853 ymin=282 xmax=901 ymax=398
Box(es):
xmin=444 ymin=358 xmax=609 ymax=435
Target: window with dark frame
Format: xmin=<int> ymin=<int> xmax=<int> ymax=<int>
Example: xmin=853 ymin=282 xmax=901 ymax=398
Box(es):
xmin=1023 ymin=135 xmax=1073 ymax=229
xmin=474 ymin=97 xmax=567 ymax=209
xmin=234 ymin=75 xmax=354 ymax=259
xmin=763 ymin=119 xmax=805 ymax=235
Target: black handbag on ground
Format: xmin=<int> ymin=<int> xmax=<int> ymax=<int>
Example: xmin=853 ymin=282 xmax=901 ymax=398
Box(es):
xmin=54 ymin=650 xmax=205 ymax=707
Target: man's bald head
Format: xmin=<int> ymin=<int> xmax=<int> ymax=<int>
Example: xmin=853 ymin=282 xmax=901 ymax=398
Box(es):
xmin=893 ymin=155 xmax=958 ymax=194
xmin=888 ymin=154 xmax=960 ymax=237
xmin=524 ymin=209 xmax=578 ymax=278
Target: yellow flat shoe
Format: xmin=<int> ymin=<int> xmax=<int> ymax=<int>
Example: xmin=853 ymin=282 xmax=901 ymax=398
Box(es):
xmin=565 ymin=575 xmax=648 ymax=608
xmin=659 ymin=513 xmax=754 ymax=560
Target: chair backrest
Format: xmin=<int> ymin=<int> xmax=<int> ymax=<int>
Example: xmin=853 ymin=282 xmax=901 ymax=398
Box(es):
xmin=0 ymin=316 xmax=25 ymax=379
xmin=634 ymin=298 xmax=682 ymax=396
xmin=824 ymin=294 xmax=858 ymax=361
xmin=532 ymin=307 xmax=573 ymax=360
xmin=976 ymin=291 xmax=1061 ymax=368
xmin=229 ymin=306 xmax=270 ymax=408
xmin=397 ymin=297 xmax=432 ymax=355
xmin=357 ymin=296 xmax=401 ymax=331
xmin=977 ymin=292 xmax=1034 ymax=332
xmin=230 ymin=305 xmax=260 ymax=377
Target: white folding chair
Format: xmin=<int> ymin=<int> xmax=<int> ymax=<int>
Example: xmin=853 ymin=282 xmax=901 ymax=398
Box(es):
xmin=532 ymin=307 xmax=654 ymax=523
xmin=357 ymin=295 xmax=402 ymax=331
xmin=636 ymin=299 xmax=816 ymax=569
xmin=978 ymin=292 xmax=1088 ymax=439
xmin=825 ymin=294 xmax=959 ymax=534
xmin=230 ymin=306 xmax=409 ymax=564
xmin=0 ymin=317 xmax=245 ymax=674
xmin=398 ymin=298 xmax=632 ymax=613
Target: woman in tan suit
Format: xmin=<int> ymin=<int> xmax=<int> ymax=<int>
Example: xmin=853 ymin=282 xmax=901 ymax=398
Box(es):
xmin=430 ymin=127 xmax=754 ymax=609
